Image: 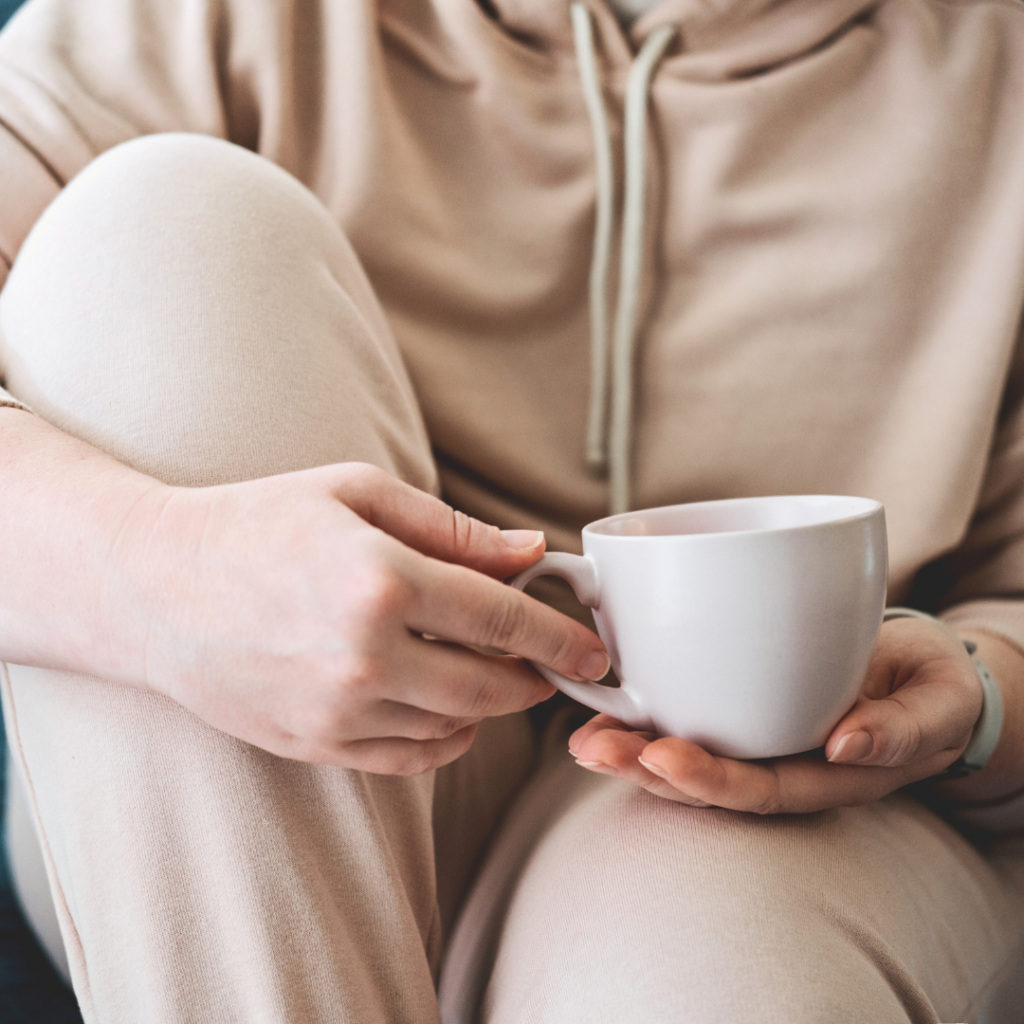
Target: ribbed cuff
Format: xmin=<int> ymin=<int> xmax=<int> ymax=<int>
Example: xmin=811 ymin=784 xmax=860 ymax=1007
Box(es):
xmin=0 ymin=386 xmax=32 ymax=413
xmin=0 ymin=118 xmax=60 ymax=271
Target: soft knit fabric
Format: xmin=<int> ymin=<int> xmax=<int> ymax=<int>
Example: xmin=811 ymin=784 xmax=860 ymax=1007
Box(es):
xmin=1 ymin=132 xmax=1023 ymax=1024
xmin=2 ymin=0 xmax=1024 ymax=645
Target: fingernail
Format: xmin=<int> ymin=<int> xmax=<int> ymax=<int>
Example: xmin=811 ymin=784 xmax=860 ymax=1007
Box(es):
xmin=829 ymin=730 xmax=874 ymax=764
xmin=501 ymin=529 xmax=544 ymax=550
xmin=575 ymin=760 xmax=606 ymax=769
xmin=638 ymin=756 xmax=668 ymax=777
xmin=579 ymin=651 xmax=610 ymax=681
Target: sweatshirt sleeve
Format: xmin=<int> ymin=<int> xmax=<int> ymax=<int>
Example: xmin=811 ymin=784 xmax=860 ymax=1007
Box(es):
xmin=0 ymin=0 xmax=279 ymax=405
xmin=924 ymin=320 xmax=1024 ymax=648
xmin=922 ymin=322 xmax=1024 ymax=832
xmin=0 ymin=116 xmax=57 ymax=408
xmin=0 ymin=0 xmax=243 ymax=242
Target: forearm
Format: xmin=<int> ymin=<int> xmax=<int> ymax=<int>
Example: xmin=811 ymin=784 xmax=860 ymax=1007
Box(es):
xmin=932 ymin=628 xmax=1024 ymax=805
xmin=0 ymin=407 xmax=165 ymax=680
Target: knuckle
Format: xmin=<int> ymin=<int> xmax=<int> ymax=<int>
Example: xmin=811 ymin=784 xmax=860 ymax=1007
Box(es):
xmin=464 ymin=677 xmax=502 ymax=718
xmin=371 ymin=729 xmax=478 ymax=776
xmin=751 ymin=771 xmax=783 ymax=815
xmin=881 ymin=719 xmax=921 ymax=767
xmin=286 ymin=704 xmax=347 ymax=752
xmin=361 ymin=745 xmax=420 ymax=776
xmin=337 ymin=461 xmax=386 ymax=495
xmin=434 ymin=715 xmax=475 ymax=741
xmin=450 ymin=509 xmax=476 ymax=557
xmin=372 ymin=753 xmax=411 ymax=776
xmin=448 ymin=724 xmax=479 ymax=761
xmin=351 ymin=566 xmax=410 ymax=628
xmin=751 ymin=793 xmax=782 ymax=816
xmin=420 ymin=730 xmax=477 ymax=772
xmin=481 ymin=592 xmax=529 ymax=649
xmin=544 ymin=630 xmax=583 ymax=675
xmin=307 ymin=702 xmax=344 ymax=735
xmin=395 ymin=745 xmax=442 ymax=777
xmin=448 ymin=510 xmax=499 ymax=561
xmin=404 ymin=714 xmax=469 ymax=742
xmin=334 ymin=651 xmax=385 ymax=697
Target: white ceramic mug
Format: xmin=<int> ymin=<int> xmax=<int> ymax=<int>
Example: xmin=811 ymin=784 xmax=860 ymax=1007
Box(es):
xmin=510 ymin=495 xmax=887 ymax=759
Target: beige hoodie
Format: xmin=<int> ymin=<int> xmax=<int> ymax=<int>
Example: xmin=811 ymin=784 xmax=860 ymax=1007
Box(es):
xmin=1 ymin=0 xmax=1024 ymax=640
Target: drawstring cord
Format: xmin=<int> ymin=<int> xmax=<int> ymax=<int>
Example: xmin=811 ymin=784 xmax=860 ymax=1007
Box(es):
xmin=571 ymin=4 xmax=615 ymax=476
xmin=571 ymin=3 xmax=676 ymax=515
xmin=610 ymin=22 xmax=675 ymax=515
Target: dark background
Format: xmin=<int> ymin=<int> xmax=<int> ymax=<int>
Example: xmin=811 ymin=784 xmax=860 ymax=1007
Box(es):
xmin=0 ymin=0 xmax=22 ymax=30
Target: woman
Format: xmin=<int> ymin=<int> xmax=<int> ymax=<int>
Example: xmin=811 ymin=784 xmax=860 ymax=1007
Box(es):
xmin=0 ymin=0 xmax=1022 ymax=1020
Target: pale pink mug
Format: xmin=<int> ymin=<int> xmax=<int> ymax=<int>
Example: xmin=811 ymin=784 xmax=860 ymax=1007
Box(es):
xmin=510 ymin=495 xmax=887 ymax=759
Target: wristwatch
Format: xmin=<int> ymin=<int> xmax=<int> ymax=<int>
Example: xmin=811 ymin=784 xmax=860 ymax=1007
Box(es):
xmin=882 ymin=607 xmax=1004 ymax=780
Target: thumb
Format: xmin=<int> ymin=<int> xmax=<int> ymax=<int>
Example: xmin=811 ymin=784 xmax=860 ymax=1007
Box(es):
xmin=826 ymin=686 xmax=971 ymax=769
xmin=825 ymin=697 xmax=924 ymax=768
xmin=328 ymin=462 xmax=546 ymax=577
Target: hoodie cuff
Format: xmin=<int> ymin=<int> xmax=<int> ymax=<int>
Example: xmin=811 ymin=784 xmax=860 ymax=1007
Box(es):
xmin=0 ymin=384 xmax=32 ymax=412
xmin=0 ymin=118 xmax=61 ymax=273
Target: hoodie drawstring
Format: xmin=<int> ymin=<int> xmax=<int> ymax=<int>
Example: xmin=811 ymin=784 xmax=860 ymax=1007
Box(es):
xmin=571 ymin=2 xmax=675 ymax=515
xmin=572 ymin=3 xmax=616 ymax=478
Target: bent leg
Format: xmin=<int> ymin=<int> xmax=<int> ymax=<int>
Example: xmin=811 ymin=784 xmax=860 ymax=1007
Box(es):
xmin=0 ymin=134 xmax=445 ymax=1023
xmin=0 ymin=134 xmax=435 ymax=491
xmin=472 ymin=747 xmax=1024 ymax=1024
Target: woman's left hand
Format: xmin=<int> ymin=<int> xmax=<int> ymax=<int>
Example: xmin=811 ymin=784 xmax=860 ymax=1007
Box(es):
xmin=567 ymin=617 xmax=984 ymax=814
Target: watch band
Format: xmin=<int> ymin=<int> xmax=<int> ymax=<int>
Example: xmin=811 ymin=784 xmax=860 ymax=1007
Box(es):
xmin=882 ymin=607 xmax=1004 ymax=779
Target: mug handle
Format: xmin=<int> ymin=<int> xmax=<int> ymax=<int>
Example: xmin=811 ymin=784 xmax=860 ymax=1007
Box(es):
xmin=508 ymin=553 xmax=653 ymax=730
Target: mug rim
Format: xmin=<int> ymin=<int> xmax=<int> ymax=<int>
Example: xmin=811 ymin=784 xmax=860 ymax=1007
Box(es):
xmin=582 ymin=494 xmax=883 ymax=541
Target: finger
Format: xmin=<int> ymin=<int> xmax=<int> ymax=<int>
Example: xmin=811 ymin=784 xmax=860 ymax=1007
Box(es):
xmin=403 ymin=555 xmax=610 ymax=682
xmin=382 ymin=637 xmax=556 ymax=719
xmin=568 ymin=713 xmax=651 ymax=756
xmin=825 ymin=695 xmax=967 ymax=772
xmin=571 ymin=726 xmax=713 ymax=805
xmin=826 ymin=657 xmax=981 ymax=771
xmin=337 ymin=700 xmax=482 ymax=743
xmin=284 ymin=702 xmax=481 ymax=747
xmin=339 ymin=725 xmax=481 ymax=775
xmin=572 ymin=725 xmax=920 ymax=813
xmin=638 ymin=737 xmax=916 ymax=814
xmin=330 ymin=463 xmax=547 ymax=578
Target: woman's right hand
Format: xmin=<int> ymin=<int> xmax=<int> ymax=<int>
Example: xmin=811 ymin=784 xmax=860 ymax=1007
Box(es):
xmin=97 ymin=462 xmax=608 ymax=773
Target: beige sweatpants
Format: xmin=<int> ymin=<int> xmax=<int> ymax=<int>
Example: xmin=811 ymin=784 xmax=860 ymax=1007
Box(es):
xmin=0 ymin=134 xmax=1022 ymax=1024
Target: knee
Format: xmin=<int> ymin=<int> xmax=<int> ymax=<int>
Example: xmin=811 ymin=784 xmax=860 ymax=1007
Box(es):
xmin=0 ymin=135 xmax=306 ymax=456
xmin=0 ymin=134 xmax=330 ymax=423
xmin=0 ymin=131 xmax=433 ymax=489
xmin=3 ymin=133 xmax=324 ymax=304
xmin=485 ymin=778 xmax=948 ymax=1023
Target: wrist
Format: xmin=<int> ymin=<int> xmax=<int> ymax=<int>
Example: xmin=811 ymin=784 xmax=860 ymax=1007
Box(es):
xmin=88 ymin=477 xmax=184 ymax=690
xmin=0 ymin=409 xmax=170 ymax=682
